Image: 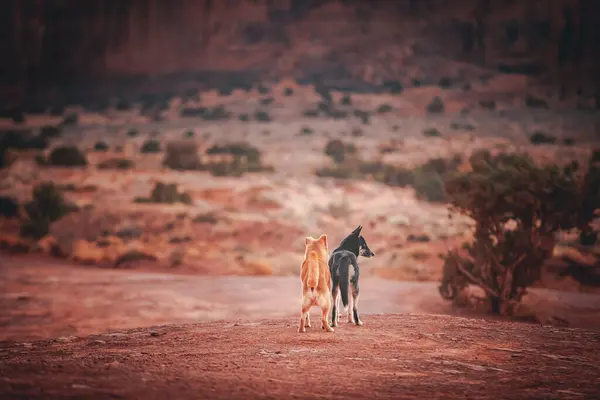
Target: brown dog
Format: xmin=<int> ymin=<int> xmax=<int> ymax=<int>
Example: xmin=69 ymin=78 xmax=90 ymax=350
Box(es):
xmin=299 ymin=234 xmax=334 ymax=333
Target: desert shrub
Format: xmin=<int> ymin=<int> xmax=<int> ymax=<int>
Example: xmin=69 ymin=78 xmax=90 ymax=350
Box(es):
xmin=530 ymin=131 xmax=556 ymax=145
xmin=49 ymin=104 xmax=65 ymax=116
xmin=255 ymin=110 xmax=271 ymax=122
xmin=563 ymin=137 xmax=575 ymax=146
xmin=426 ymin=97 xmax=445 ymax=113
xmin=340 ymin=94 xmax=352 ymax=106
xmin=184 ymin=130 xmax=195 ymax=138
xmin=0 ymin=107 xmax=25 ymax=123
xmin=315 ymin=165 xmax=358 ymax=179
xmin=377 ymin=104 xmax=393 ymax=114
xmin=0 ymin=129 xmax=48 ymax=151
xmin=180 ymin=107 xmax=206 ymax=118
xmin=115 ymin=250 xmax=157 ymax=267
xmin=97 ymin=158 xmax=134 ymax=170
xmin=193 ymin=213 xmax=218 ymax=224
xmin=284 ymin=87 xmax=293 ymax=96
xmin=260 ymin=97 xmax=274 ymax=106
xmin=48 ymin=146 xmax=88 ymax=167
xmin=206 ymin=141 xmax=262 ymax=166
xmin=127 ymin=128 xmax=139 ymax=137
xmin=439 ymin=152 xmax=588 ymax=315
xmin=411 ymin=171 xmax=446 ymax=202
xmin=135 ymin=182 xmax=193 ymax=205
xmin=423 ymin=127 xmax=442 ymax=137
xmin=383 ymin=80 xmax=403 ymax=94
xmin=203 ymin=106 xmax=230 ymax=121
xmin=353 ymin=109 xmax=370 ymax=124
xmin=411 ymin=78 xmax=422 ymax=87
xmin=238 ymin=113 xmax=250 ymax=122
xmin=450 ymin=122 xmax=475 ymax=131
xmin=0 ymin=196 xmax=19 ymax=218
xmin=115 ymin=99 xmax=132 ymax=111
xmin=257 ymin=84 xmax=270 ymax=95
xmin=60 ymin=113 xmax=79 ymax=126
xmin=577 ymin=154 xmax=600 ymax=245
xmin=140 ymin=139 xmax=161 ymax=153
xmin=304 ymin=109 xmax=320 ymax=118
xmin=479 ymin=99 xmax=496 ymax=110
xmin=20 ymin=182 xmax=77 ymax=239
xmin=163 ymin=141 xmax=202 ymax=170
xmin=40 ymin=125 xmax=62 ymax=140
xmin=94 ymin=141 xmax=109 ymax=152
xmin=324 ymin=139 xmax=356 ymax=164
xmin=525 ymin=95 xmax=549 ymax=109
xmin=438 ymin=77 xmax=452 ymax=89
xmin=300 ymin=127 xmax=314 ymax=135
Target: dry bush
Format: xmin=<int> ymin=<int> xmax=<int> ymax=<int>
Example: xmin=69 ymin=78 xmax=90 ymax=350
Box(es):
xmin=163 ymin=141 xmax=202 ymax=170
xmin=324 ymin=139 xmax=356 ymax=164
xmin=439 ymin=152 xmax=599 ymax=315
xmin=48 ymin=146 xmax=88 ymax=167
xmin=204 ymin=141 xmax=271 ymax=176
xmin=135 ymin=182 xmax=193 ymax=205
xmin=97 ymin=158 xmax=135 ymax=170
xmin=20 ymin=182 xmax=78 ymax=239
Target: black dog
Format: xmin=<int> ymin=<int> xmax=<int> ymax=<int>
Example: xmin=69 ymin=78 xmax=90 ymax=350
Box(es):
xmin=329 ymin=225 xmax=374 ymax=327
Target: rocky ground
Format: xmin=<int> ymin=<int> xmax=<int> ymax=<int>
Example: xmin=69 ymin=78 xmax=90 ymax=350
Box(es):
xmin=1 ymin=314 xmax=600 ymax=400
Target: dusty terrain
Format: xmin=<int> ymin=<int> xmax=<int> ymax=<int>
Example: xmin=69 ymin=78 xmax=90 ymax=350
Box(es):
xmin=2 ymin=314 xmax=600 ymax=400
xmin=3 ymin=253 xmax=600 ymax=343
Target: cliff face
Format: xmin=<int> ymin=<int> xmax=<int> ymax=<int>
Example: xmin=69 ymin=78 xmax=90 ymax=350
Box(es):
xmin=2 ymin=0 xmax=599 ymax=102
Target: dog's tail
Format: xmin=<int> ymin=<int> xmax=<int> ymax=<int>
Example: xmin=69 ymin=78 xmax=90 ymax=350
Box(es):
xmin=339 ymin=256 xmax=350 ymax=308
xmin=307 ymin=251 xmax=319 ymax=292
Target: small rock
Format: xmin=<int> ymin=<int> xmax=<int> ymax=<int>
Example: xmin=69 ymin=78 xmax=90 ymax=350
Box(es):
xmin=150 ymin=331 xmax=160 ymax=337
xmin=89 ymin=339 xmax=106 ymax=345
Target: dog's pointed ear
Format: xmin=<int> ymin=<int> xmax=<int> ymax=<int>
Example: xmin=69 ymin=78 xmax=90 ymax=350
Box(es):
xmin=353 ymin=225 xmax=363 ymax=235
xmin=305 ymin=237 xmax=311 ymax=245
xmin=319 ymin=234 xmax=328 ymax=247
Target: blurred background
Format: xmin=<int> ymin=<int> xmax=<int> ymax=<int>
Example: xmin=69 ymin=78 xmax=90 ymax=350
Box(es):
xmin=1 ymin=0 xmax=599 ymax=341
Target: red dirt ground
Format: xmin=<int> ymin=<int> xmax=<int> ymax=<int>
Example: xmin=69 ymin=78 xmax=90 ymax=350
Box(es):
xmin=1 ymin=315 xmax=600 ymax=399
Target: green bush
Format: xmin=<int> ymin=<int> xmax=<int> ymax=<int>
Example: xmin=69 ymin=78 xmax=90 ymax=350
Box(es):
xmin=284 ymin=87 xmax=294 ymax=96
xmin=48 ymin=146 xmax=88 ymax=167
xmin=127 ymin=128 xmax=139 ymax=137
xmin=94 ymin=141 xmax=109 ymax=152
xmin=140 ymin=139 xmax=161 ymax=153
xmin=255 ymin=110 xmax=272 ymax=122
xmin=163 ymin=141 xmax=202 ymax=170
xmin=300 ymin=127 xmax=314 ymax=135
xmin=423 ymin=127 xmax=442 ymax=137
xmin=530 ymin=131 xmax=557 ymax=145
xmin=97 ymin=158 xmax=134 ymax=170
xmin=184 ymin=130 xmax=195 ymax=138
xmin=383 ymin=80 xmax=403 ymax=94
xmin=40 ymin=125 xmax=62 ymax=140
xmin=426 ymin=97 xmax=445 ymax=113
xmin=324 ymin=139 xmax=356 ymax=164
xmin=135 ymin=182 xmax=193 ymax=205
xmin=238 ymin=113 xmax=250 ymax=122
xmin=353 ymin=109 xmax=370 ymax=124
xmin=20 ymin=182 xmax=77 ymax=239
xmin=340 ymin=94 xmax=352 ymax=106
xmin=377 ymin=104 xmax=393 ymax=114
xmin=439 ymin=152 xmax=587 ymax=315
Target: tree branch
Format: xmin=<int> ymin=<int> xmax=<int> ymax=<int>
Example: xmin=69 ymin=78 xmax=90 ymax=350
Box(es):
xmin=455 ymin=258 xmax=499 ymax=298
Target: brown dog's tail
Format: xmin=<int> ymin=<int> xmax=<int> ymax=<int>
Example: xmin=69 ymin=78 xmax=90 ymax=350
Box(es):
xmin=307 ymin=251 xmax=319 ymax=292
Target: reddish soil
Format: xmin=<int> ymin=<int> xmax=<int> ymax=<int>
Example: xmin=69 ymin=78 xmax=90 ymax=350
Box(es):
xmin=1 ymin=315 xmax=600 ymax=399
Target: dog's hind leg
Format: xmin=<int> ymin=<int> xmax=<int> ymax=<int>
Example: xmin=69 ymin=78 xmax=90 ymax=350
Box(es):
xmin=305 ymin=310 xmax=311 ymax=328
xmin=346 ymin=289 xmax=354 ymax=323
xmin=320 ymin=294 xmax=334 ymax=333
xmin=351 ymin=283 xmax=363 ymax=326
xmin=331 ymin=275 xmax=339 ymax=327
xmin=298 ymin=297 xmax=311 ymax=333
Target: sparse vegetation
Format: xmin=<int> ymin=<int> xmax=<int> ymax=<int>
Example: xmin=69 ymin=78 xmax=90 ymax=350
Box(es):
xmin=284 ymin=87 xmax=293 ymax=96
xmin=39 ymin=125 xmax=62 ymax=140
xmin=140 ymin=139 xmax=161 ymax=153
xmin=340 ymin=94 xmax=352 ymax=106
xmin=20 ymin=182 xmax=77 ymax=239
xmin=115 ymin=99 xmax=132 ymax=111
xmin=255 ymin=110 xmax=272 ymax=122
xmin=479 ymin=99 xmax=496 ymax=110
xmin=439 ymin=152 xmax=596 ymax=315
xmin=163 ymin=141 xmax=202 ymax=170
xmin=525 ymin=95 xmax=549 ymax=109
xmin=193 ymin=213 xmax=218 ymax=224
xmin=127 ymin=128 xmax=139 ymax=137
xmin=450 ymin=122 xmax=475 ymax=131
xmin=0 ymin=196 xmax=19 ymax=218
xmin=60 ymin=113 xmax=79 ymax=126
xmin=97 ymin=158 xmax=135 ymax=170
xmin=300 ymin=127 xmax=314 ymax=135
xmin=94 ymin=141 xmax=109 ymax=152
xmin=423 ymin=127 xmax=442 ymax=137
xmin=427 ymin=97 xmax=445 ymax=114
xmin=0 ymin=129 xmax=48 ymax=151
xmin=48 ymin=146 xmax=88 ymax=167
xmin=353 ymin=109 xmax=371 ymax=124
xmin=260 ymin=97 xmax=274 ymax=106
xmin=530 ymin=131 xmax=557 ymax=145
xmin=135 ymin=182 xmax=193 ymax=205
xmin=184 ymin=130 xmax=195 ymax=138
xmin=383 ymin=80 xmax=403 ymax=94
xmin=324 ymin=139 xmax=357 ymax=164
xmin=303 ymin=109 xmax=319 ymax=118
xmin=238 ymin=113 xmax=250 ymax=122
xmin=204 ymin=141 xmax=271 ymax=176
xmin=438 ymin=77 xmax=452 ymax=89
xmin=563 ymin=137 xmax=575 ymax=146
xmin=377 ymin=104 xmax=393 ymax=114
xmin=181 ymin=106 xmax=230 ymax=121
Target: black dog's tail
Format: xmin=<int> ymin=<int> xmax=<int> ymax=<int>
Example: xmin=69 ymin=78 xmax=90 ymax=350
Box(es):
xmin=338 ymin=255 xmax=353 ymax=308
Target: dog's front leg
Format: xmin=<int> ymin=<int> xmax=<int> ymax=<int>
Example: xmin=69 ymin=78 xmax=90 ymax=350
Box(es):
xmin=305 ymin=310 xmax=311 ymax=328
xmin=352 ymin=285 xmax=363 ymax=326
